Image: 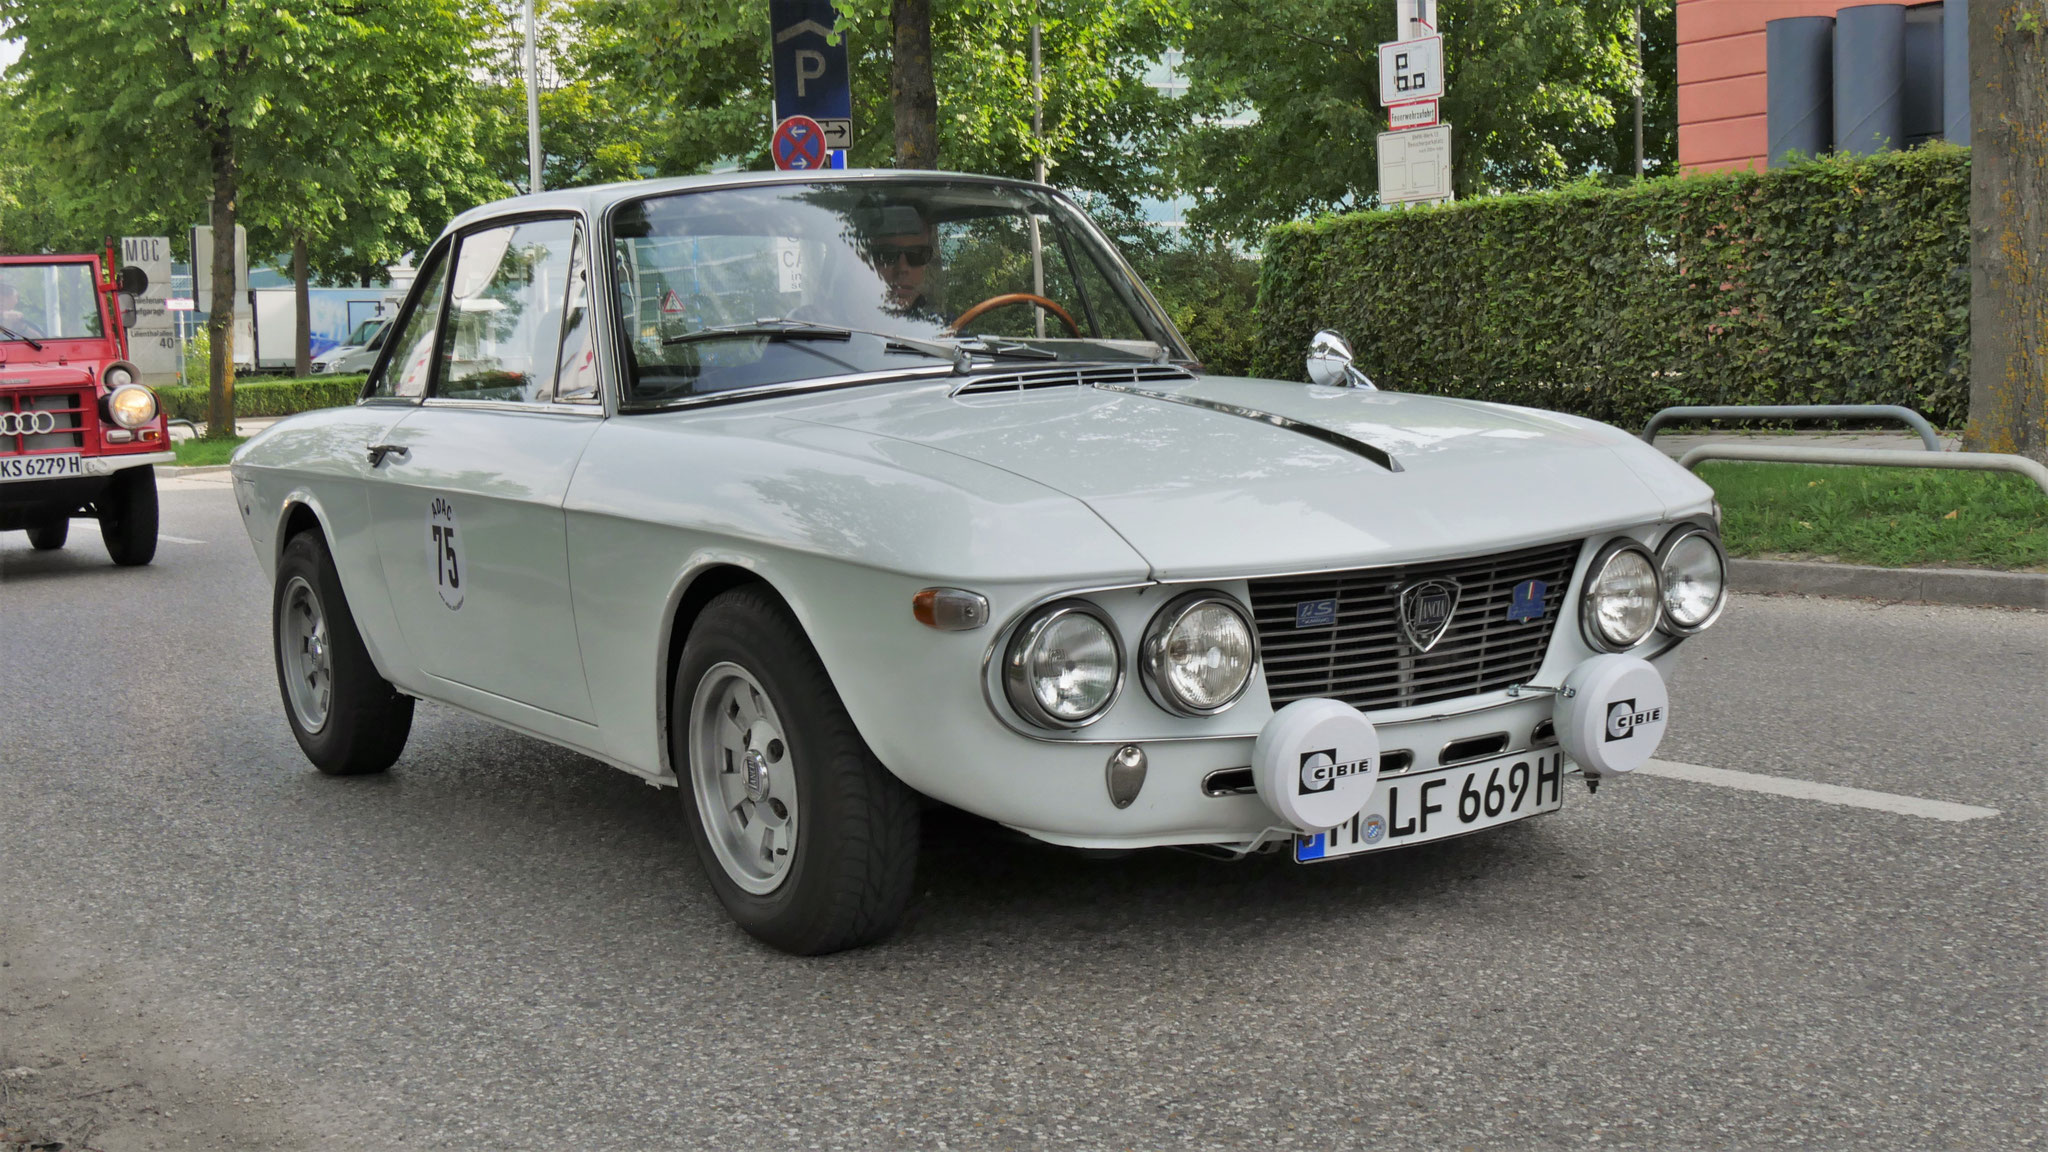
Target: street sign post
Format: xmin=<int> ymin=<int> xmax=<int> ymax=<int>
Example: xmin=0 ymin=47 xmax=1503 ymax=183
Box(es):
xmin=1378 ymin=124 xmax=1453 ymax=206
xmin=770 ymin=0 xmax=851 ymax=167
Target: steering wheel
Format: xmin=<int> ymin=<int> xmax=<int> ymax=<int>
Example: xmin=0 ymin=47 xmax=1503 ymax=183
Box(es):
xmin=950 ymin=293 xmax=1081 ymax=337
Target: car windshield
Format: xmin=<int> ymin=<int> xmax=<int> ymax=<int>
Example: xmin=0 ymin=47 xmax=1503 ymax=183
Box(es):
xmin=0 ymin=263 xmax=103 ymax=342
xmin=611 ymin=179 xmax=1184 ymax=405
xmin=344 ymin=317 xmax=386 ymax=346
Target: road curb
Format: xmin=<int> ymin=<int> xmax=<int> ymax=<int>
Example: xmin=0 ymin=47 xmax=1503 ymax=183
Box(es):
xmin=163 ymin=465 xmax=232 ymax=477
xmin=1732 ymin=558 xmax=2048 ymax=610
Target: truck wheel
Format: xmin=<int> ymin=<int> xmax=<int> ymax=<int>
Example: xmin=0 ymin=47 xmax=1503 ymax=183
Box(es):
xmin=25 ymin=516 xmax=68 ymax=551
xmin=675 ymin=587 xmax=920 ymax=955
xmin=98 ymin=466 xmax=158 ymax=566
xmin=274 ymin=530 xmax=414 ymax=776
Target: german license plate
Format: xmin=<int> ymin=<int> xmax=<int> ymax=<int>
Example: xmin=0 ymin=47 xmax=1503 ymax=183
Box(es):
xmin=1295 ymin=750 xmax=1569 ymax=862
xmin=0 ymin=453 xmax=83 ymax=483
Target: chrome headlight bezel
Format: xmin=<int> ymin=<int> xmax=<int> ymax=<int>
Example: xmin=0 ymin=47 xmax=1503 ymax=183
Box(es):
xmin=1001 ymin=599 xmax=1124 ymax=729
xmin=1139 ymin=590 xmax=1259 ymax=717
xmin=107 ymin=382 xmax=158 ymax=429
xmin=1578 ymin=539 xmax=1663 ymax=653
xmin=1655 ymin=523 xmax=1729 ymax=636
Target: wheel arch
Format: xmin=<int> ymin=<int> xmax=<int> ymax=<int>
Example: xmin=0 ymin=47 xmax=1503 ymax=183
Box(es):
xmin=656 ymin=562 xmax=794 ymax=780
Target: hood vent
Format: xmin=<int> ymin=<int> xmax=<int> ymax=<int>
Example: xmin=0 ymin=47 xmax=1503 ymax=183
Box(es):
xmin=952 ymin=362 xmax=1195 ymax=397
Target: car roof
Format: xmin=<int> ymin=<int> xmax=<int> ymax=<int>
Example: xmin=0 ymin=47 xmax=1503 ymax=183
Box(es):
xmin=444 ymin=169 xmax=1055 ymax=237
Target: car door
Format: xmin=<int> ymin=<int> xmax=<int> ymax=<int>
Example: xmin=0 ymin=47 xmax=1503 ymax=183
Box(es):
xmin=366 ymin=215 xmax=604 ymax=727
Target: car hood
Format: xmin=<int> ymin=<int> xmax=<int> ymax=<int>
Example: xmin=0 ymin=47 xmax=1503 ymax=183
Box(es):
xmin=0 ymin=362 xmax=99 ymax=390
xmin=789 ymin=372 xmax=1711 ymax=579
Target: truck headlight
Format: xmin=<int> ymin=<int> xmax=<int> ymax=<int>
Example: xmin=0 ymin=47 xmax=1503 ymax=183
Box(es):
xmin=1657 ymin=525 xmax=1728 ymax=634
xmin=1580 ymin=540 xmax=1661 ymax=652
xmin=1141 ymin=592 xmax=1257 ymax=716
xmin=1002 ymin=601 xmax=1122 ymax=728
xmin=107 ymin=383 xmax=158 ymax=429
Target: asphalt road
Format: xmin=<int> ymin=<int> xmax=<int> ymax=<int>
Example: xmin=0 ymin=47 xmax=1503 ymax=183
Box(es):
xmin=2 ymin=474 xmax=2042 ymax=1151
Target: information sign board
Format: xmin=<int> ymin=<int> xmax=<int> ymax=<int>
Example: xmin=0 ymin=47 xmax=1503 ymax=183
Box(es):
xmin=1379 ymin=35 xmax=1443 ymax=106
xmin=771 ymin=0 xmax=850 ymax=168
xmin=1378 ymin=124 xmax=1453 ymax=206
xmin=120 ymin=236 xmax=177 ymax=384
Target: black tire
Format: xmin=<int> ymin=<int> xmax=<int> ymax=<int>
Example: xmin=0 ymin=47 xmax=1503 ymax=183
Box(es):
xmin=273 ymin=530 xmax=414 ymax=776
xmin=25 ymin=515 xmax=68 ymax=551
xmin=98 ymin=466 xmax=158 ymax=566
xmin=674 ymin=587 xmax=920 ymax=955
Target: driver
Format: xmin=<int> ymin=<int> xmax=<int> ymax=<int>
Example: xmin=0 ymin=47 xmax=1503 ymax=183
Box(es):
xmin=865 ymin=213 xmax=943 ymax=324
xmin=0 ymin=281 xmax=44 ymax=339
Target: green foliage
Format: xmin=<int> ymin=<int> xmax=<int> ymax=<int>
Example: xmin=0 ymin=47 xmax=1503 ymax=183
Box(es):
xmin=1089 ymin=202 xmax=1261 ymax=375
xmin=569 ymin=0 xmax=1185 ymax=209
xmin=1699 ymin=461 xmax=2048 ymax=571
xmin=158 ymin=376 xmax=366 ymax=423
xmin=172 ymin=434 xmax=248 ymax=467
xmin=1173 ymin=0 xmax=1676 ymax=238
xmin=1254 ymin=146 xmax=1973 ymax=428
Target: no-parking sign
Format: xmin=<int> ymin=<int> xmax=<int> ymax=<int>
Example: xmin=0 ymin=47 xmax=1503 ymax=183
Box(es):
xmin=772 ymin=116 xmax=830 ymax=171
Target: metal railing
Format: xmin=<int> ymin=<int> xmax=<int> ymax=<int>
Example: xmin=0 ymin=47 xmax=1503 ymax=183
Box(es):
xmin=1677 ymin=443 xmax=2048 ymax=499
xmin=1642 ymin=404 xmax=1945 ymax=452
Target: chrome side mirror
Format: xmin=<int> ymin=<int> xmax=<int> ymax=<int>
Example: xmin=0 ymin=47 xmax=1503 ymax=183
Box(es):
xmin=116 ymin=291 xmax=138 ymax=330
xmin=1306 ymin=329 xmax=1375 ymax=390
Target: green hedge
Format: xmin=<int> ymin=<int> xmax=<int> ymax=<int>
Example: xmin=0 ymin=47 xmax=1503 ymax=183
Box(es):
xmin=1255 ymin=146 xmax=1972 ymax=429
xmin=157 ymin=375 xmax=365 ymax=423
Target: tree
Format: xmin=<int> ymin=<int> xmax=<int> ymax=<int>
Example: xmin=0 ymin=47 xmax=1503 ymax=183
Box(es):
xmin=1170 ymin=0 xmax=1667 ymax=237
xmin=1966 ymin=0 xmax=2047 ymax=461
xmin=2 ymin=0 xmax=491 ymax=436
xmin=572 ymin=0 xmax=1185 ymax=209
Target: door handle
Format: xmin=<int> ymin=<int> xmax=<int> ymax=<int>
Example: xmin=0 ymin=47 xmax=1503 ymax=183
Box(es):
xmin=367 ymin=443 xmax=410 ymax=466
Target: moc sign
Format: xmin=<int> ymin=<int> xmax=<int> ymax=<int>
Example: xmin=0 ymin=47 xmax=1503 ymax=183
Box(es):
xmin=120 ymin=236 xmax=177 ymax=385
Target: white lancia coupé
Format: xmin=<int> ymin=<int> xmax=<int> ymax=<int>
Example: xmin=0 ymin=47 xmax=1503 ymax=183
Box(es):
xmin=231 ymin=171 xmax=1728 ymax=954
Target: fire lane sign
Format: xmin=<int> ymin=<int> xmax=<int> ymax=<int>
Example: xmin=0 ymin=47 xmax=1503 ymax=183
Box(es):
xmin=1389 ymin=99 xmax=1440 ymax=131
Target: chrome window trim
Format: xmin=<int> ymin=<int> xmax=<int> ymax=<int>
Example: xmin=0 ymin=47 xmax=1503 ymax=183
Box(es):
xmin=617 ymin=364 xmax=961 ymax=413
xmin=419 ymin=397 xmax=609 ymax=417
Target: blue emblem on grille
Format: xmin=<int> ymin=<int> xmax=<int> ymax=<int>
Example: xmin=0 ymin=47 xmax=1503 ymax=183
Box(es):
xmin=1294 ymin=598 xmax=1338 ymax=629
xmin=1507 ymin=579 xmax=1548 ymax=622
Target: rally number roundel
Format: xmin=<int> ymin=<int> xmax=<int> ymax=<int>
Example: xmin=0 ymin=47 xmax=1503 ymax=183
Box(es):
xmin=426 ymin=497 xmax=464 ymax=610
xmin=1554 ymin=653 xmax=1669 ymax=775
xmin=1253 ymin=698 xmax=1382 ymax=831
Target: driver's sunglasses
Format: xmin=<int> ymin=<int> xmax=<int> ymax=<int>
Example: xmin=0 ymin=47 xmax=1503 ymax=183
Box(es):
xmin=873 ymin=244 xmax=933 ymax=268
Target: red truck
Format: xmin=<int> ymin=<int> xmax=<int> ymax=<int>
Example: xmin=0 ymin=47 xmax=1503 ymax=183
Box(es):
xmin=1 ymin=249 xmax=173 ymax=565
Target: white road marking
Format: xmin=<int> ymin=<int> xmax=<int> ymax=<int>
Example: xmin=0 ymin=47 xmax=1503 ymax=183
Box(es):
xmin=158 ymin=534 xmax=207 ymax=545
xmin=1638 ymin=759 xmax=2000 ymax=822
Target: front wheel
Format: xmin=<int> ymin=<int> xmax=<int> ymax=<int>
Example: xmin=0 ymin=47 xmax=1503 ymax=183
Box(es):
xmin=98 ymin=466 xmax=158 ymax=566
xmin=675 ymin=587 xmax=920 ymax=955
xmin=25 ymin=515 xmax=68 ymax=551
xmin=274 ymin=531 xmax=414 ymax=775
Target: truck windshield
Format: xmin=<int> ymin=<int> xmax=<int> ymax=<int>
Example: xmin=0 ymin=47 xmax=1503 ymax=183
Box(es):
xmin=344 ymin=317 xmax=386 ymax=346
xmin=0 ymin=263 xmax=103 ymax=342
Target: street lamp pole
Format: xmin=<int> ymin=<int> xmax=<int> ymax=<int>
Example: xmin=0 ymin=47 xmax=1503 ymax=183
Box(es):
xmin=525 ymin=0 xmax=543 ymax=193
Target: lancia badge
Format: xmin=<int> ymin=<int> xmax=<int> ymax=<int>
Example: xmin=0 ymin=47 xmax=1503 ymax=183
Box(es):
xmin=1397 ymin=578 xmax=1460 ymax=653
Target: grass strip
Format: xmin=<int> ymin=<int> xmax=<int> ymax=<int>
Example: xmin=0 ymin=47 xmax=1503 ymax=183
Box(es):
xmin=1697 ymin=461 xmax=2048 ymax=571
xmin=171 ymin=436 xmax=247 ymax=468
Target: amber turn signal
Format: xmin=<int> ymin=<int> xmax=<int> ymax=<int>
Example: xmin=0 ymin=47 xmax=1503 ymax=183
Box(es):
xmin=912 ymin=587 xmax=990 ymax=631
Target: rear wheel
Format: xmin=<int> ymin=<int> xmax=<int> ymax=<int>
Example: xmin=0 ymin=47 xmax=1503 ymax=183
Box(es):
xmin=274 ymin=530 xmax=414 ymax=775
xmin=675 ymin=587 xmax=920 ymax=955
xmin=25 ymin=515 xmax=68 ymax=551
xmin=98 ymin=466 xmax=158 ymax=566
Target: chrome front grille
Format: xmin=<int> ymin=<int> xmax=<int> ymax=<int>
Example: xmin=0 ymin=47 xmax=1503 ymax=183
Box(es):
xmin=1249 ymin=540 xmax=1583 ymax=713
xmin=2 ymin=391 xmax=88 ymax=455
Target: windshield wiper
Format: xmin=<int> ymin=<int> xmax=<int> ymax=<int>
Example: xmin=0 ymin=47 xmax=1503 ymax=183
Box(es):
xmin=950 ymin=336 xmax=1059 ymax=362
xmin=0 ymin=323 xmax=44 ymax=350
xmin=663 ymin=319 xmax=853 ymax=347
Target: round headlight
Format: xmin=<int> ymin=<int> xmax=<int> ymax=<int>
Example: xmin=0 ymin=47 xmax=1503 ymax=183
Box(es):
xmin=1658 ymin=526 xmax=1728 ymax=634
xmin=1002 ymin=601 xmax=1122 ymax=728
xmin=1141 ymin=592 xmax=1257 ymax=715
xmin=1580 ymin=542 xmax=1661 ymax=651
xmin=108 ymin=383 xmax=158 ymax=429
